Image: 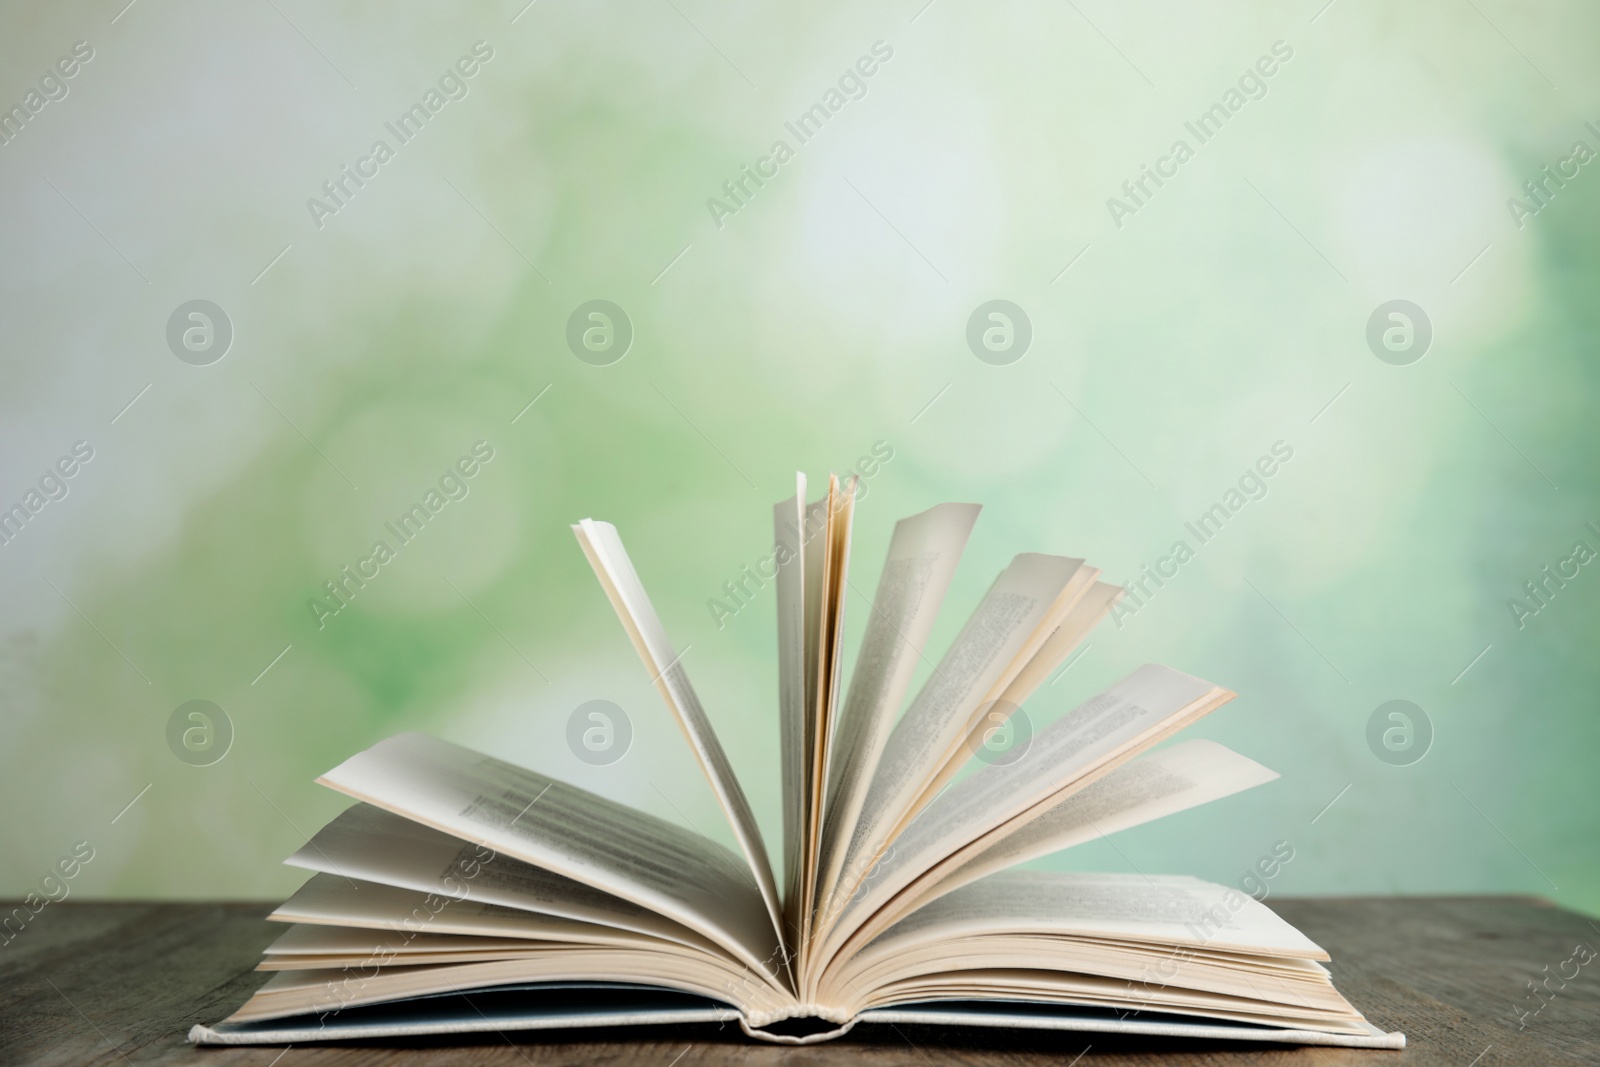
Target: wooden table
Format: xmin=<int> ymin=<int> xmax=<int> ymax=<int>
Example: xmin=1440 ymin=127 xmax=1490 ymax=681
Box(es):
xmin=3 ymin=897 xmax=1596 ymax=1065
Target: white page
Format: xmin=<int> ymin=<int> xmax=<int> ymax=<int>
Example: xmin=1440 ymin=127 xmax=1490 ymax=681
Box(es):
xmin=912 ymin=740 xmax=1279 ymax=910
xmin=817 ymin=502 xmax=980 ymax=913
xmin=830 ymin=666 xmax=1229 ymax=942
xmin=833 ymin=934 xmax=1343 ymax=1018
xmin=775 ymin=481 xmax=832 ymax=951
xmin=283 ymin=802 xmax=710 ymax=950
xmin=869 ymin=871 xmax=1328 ymax=958
xmin=270 ymin=874 xmax=664 ymax=949
xmin=864 ymin=970 xmax=1365 ymax=1033
xmin=842 ymin=932 xmax=1329 ymax=994
xmin=810 ymin=477 xmax=855 ymax=904
xmin=800 ymin=495 xmax=829 ymax=739
xmin=229 ymin=948 xmax=794 ymax=1026
xmin=255 ymin=948 xmax=576 ymax=971
xmin=264 ymin=923 xmax=552 ymax=956
xmin=802 ymin=491 xmax=831 ymax=723
xmin=818 ymin=665 xmax=1233 ymax=971
xmin=846 ymin=872 xmax=1354 ymax=1032
xmin=989 ymin=579 xmax=1121 ymax=713
xmin=798 ymin=477 xmax=844 ymax=953
xmin=772 ymin=474 xmax=807 ymax=944
xmin=823 ymin=554 xmax=1089 ymax=933
xmin=573 ymin=519 xmax=785 ymax=954
xmin=903 ymin=576 xmax=1117 ymax=816
xmin=317 ymin=732 xmax=786 ymax=989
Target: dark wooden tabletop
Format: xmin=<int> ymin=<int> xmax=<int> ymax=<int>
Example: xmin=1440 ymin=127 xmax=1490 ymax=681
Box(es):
xmin=2 ymin=896 xmax=1596 ymax=1066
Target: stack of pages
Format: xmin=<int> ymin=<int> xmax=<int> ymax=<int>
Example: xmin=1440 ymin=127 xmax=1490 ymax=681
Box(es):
xmin=193 ymin=476 xmax=1403 ymax=1049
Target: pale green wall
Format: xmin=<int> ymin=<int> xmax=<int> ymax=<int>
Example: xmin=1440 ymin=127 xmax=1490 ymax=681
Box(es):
xmin=0 ymin=1 xmax=1595 ymax=918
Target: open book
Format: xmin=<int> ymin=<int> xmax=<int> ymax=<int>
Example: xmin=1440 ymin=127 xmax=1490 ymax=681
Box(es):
xmin=192 ymin=476 xmax=1403 ymax=1050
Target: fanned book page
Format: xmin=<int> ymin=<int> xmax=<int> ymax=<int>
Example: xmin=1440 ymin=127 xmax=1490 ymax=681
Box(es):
xmin=193 ymin=476 xmax=1404 ymax=1051
xmin=773 ymin=474 xmax=808 ymax=946
xmin=572 ymin=518 xmax=785 ymax=954
xmin=810 ymin=664 xmax=1239 ymax=984
xmin=817 ymin=502 xmax=980 ymax=916
xmin=315 ymin=732 xmax=784 ymax=983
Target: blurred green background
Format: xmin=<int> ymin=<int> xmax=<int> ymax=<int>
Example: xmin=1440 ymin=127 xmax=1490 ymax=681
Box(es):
xmin=0 ymin=1 xmax=1595 ymax=918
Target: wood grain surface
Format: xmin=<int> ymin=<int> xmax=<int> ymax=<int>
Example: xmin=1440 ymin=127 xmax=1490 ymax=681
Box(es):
xmin=2 ymin=896 xmax=1596 ymax=1066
